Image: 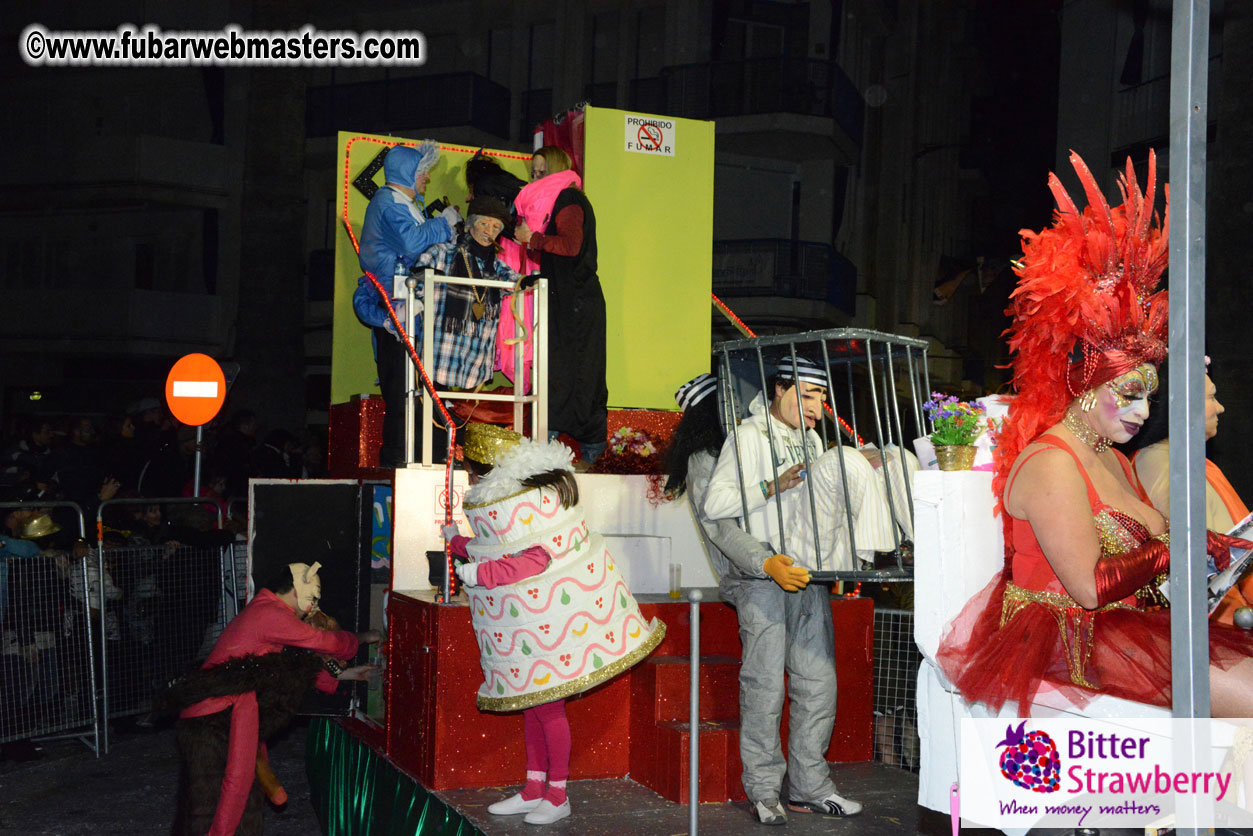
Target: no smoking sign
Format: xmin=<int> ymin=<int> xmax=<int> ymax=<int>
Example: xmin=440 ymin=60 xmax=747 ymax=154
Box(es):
xmin=624 ymin=113 xmax=675 ymax=156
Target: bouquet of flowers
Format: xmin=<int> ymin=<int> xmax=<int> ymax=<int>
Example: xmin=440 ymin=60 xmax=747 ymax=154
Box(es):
xmin=923 ymin=392 xmax=986 ymax=447
xmin=592 ymin=427 xmax=664 ymax=476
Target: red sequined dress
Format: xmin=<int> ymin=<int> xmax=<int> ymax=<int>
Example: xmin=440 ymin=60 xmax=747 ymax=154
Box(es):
xmin=936 ymin=435 xmax=1253 ymax=712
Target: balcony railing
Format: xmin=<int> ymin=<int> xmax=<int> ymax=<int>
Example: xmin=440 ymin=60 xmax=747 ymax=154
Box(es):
xmin=712 ymin=238 xmax=856 ymax=315
xmin=631 ymin=58 xmax=864 ymax=147
xmin=1112 ymin=56 xmax=1220 ymax=151
xmin=306 ymin=72 xmax=511 ymax=140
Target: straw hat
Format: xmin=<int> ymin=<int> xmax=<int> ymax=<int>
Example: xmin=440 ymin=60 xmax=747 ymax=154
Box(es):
xmin=20 ymin=512 xmax=60 ymax=540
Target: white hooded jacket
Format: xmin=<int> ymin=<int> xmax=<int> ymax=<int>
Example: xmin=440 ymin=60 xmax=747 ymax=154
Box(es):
xmin=702 ymin=393 xmax=823 ymax=559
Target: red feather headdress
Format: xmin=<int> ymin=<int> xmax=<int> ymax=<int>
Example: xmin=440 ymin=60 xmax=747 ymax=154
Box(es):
xmin=993 ymin=149 xmax=1169 ymax=529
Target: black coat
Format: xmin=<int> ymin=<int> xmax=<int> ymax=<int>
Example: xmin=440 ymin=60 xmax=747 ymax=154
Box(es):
xmin=539 ymin=188 xmax=608 ymax=446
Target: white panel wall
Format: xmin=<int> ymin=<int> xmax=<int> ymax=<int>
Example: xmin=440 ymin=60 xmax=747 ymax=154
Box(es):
xmin=392 ymin=468 xmax=717 ymax=596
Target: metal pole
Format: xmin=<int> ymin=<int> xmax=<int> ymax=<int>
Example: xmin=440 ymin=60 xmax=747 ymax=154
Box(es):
xmin=904 ymin=347 xmax=924 ymax=438
xmin=885 ymin=347 xmax=914 ymax=545
xmin=921 ymin=348 xmax=932 ymax=413
xmin=1167 ymin=0 xmax=1209 ymax=721
xmin=1168 ymin=3 xmax=1209 ymax=833
xmin=820 ymin=341 xmax=858 ymax=568
xmin=193 ymin=425 xmax=202 ymax=499
xmin=789 ymin=343 xmax=820 ymax=567
xmin=96 ymin=537 xmax=109 ymax=753
xmin=535 ymin=278 xmax=550 ymax=442
xmin=688 ymin=588 xmax=703 ymax=835
xmin=405 ymin=273 xmax=419 ymax=466
xmin=845 ymin=362 xmax=859 ymax=444
xmin=724 ymin=348 xmax=754 ymax=537
xmin=756 ymin=347 xmax=787 ymax=556
xmin=863 ymin=339 xmax=899 ymax=554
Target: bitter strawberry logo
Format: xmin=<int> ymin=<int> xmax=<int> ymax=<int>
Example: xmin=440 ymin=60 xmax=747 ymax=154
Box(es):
xmin=996 ymin=721 xmax=1061 ymax=793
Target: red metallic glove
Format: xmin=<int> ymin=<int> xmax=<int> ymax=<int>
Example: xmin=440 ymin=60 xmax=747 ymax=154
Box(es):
xmin=1093 ymin=534 xmax=1171 ymax=607
xmin=1206 ymin=530 xmax=1253 ymax=572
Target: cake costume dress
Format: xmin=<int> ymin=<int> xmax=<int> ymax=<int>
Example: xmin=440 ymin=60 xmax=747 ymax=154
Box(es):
xmin=460 ymin=458 xmax=665 ymax=712
xmin=937 ymin=435 xmax=1253 ymax=713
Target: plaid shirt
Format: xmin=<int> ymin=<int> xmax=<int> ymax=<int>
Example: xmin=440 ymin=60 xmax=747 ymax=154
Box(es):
xmin=415 ymin=240 xmax=519 ymax=389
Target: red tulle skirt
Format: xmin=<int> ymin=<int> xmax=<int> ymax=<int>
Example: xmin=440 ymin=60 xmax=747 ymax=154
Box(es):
xmin=936 ymin=570 xmax=1253 ymax=713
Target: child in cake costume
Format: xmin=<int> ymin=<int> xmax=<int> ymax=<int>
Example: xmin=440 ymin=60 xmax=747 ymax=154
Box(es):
xmin=441 ymin=423 xmax=665 ymax=825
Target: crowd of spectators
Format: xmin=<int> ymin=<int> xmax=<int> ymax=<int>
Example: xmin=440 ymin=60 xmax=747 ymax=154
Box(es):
xmin=0 ymin=401 xmax=326 ymax=760
xmin=2 ymin=401 xmax=327 ymax=523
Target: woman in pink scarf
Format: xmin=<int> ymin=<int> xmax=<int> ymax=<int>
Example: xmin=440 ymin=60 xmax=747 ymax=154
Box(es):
xmin=512 ymin=147 xmax=608 ymax=464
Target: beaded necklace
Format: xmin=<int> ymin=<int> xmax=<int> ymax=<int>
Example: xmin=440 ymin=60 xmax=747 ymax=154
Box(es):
xmin=1062 ymin=410 xmax=1111 ymax=454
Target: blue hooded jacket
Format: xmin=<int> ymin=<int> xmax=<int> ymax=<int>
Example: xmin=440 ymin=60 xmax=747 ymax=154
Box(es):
xmin=355 ymin=143 xmax=451 ymax=328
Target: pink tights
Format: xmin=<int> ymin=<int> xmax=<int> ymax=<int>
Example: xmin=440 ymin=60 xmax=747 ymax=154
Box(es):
xmin=520 ymin=699 xmax=570 ymax=805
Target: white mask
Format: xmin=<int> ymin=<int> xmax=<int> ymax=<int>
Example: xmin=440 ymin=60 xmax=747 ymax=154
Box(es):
xmin=288 ymin=561 xmax=322 ymax=615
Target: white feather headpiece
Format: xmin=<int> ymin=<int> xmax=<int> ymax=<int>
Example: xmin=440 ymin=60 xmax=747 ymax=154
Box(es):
xmin=466 ymin=437 xmax=575 ymax=506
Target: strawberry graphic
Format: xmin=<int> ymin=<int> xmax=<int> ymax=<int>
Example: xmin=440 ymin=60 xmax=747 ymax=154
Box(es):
xmin=996 ymin=721 xmax=1061 ymax=793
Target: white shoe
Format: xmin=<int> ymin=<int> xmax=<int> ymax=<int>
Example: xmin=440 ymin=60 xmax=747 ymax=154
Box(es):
xmin=523 ymin=798 xmax=571 ymax=824
xmin=751 ymin=799 xmax=787 ymax=825
xmin=787 ymin=791 xmax=863 ymax=817
xmin=488 ymin=792 xmax=542 ymax=815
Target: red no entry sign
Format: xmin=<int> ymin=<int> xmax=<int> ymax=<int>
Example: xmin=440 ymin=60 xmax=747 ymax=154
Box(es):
xmin=165 ymin=353 xmax=226 ymax=426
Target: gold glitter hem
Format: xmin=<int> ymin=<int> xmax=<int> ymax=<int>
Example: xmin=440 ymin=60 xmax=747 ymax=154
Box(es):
xmin=1001 ymin=582 xmax=1137 ymax=690
xmin=476 ymin=618 xmax=667 ymax=712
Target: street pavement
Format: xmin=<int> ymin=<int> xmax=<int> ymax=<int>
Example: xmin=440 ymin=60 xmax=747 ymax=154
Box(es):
xmin=0 ymin=718 xmax=321 ymax=835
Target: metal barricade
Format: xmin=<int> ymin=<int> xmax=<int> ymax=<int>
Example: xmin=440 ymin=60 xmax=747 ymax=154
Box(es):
xmin=872 ymin=607 xmax=921 ymax=772
xmin=96 ymin=496 xmax=231 ymax=753
xmin=713 ymin=328 xmax=929 ymax=581
xmin=0 ymin=500 xmax=99 ymax=754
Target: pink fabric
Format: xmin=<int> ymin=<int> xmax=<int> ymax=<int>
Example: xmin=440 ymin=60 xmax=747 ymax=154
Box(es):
xmin=520 ymin=769 xmax=545 ymax=802
xmin=475 ymin=546 xmax=550 ymax=589
xmin=523 ymin=698 xmax=570 ymax=782
xmin=207 ymin=690 xmax=259 ymax=836
xmin=504 ymin=169 xmax=581 ymax=394
xmin=181 ymin=589 xmax=358 ymax=718
xmin=499 ymin=236 xmax=534 ymax=276
xmin=537 ymin=110 xmax=586 ymax=176
xmin=514 ymin=170 xmax=581 ymax=238
xmin=496 ymin=285 xmax=534 ymax=393
xmin=494 ymin=204 xmax=537 ymax=391
xmin=449 ymin=535 xmax=471 ymax=558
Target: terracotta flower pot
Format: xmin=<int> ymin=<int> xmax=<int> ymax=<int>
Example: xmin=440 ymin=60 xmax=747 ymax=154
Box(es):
xmin=934 ymin=444 xmax=977 ymax=471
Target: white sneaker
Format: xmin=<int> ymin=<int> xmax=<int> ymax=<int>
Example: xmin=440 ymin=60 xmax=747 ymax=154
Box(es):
xmin=523 ymin=798 xmax=571 ymax=825
xmin=787 ymin=791 xmax=863 ymax=817
xmin=487 ymin=792 xmax=542 ymax=815
xmin=751 ymin=799 xmax=787 ymax=825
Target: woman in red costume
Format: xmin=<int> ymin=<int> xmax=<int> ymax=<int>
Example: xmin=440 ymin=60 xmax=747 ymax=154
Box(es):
xmin=936 ymin=150 xmax=1253 ymax=716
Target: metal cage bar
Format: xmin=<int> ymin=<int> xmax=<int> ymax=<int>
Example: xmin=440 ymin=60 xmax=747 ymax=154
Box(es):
xmin=709 ymin=330 xmax=927 ymax=582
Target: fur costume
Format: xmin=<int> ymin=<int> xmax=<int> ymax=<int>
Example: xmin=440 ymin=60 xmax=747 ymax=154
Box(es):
xmin=165 ymin=650 xmax=323 ymax=836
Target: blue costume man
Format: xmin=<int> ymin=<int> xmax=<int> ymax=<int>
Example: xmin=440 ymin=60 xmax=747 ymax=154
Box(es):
xmin=353 ymin=141 xmax=460 ymax=466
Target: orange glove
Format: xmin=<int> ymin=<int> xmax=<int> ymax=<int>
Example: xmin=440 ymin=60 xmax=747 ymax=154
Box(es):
xmin=763 ymin=554 xmax=811 ymax=592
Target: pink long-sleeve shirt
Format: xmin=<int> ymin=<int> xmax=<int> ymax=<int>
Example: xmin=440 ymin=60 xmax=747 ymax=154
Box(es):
xmin=449 ymin=535 xmax=551 ymax=588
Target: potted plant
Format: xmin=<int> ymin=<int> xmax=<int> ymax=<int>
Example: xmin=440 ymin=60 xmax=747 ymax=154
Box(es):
xmin=923 ymin=392 xmax=986 ymax=471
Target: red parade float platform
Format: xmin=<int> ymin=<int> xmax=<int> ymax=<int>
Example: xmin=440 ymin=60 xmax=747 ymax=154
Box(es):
xmin=305 ymin=118 xmax=900 ymax=834
xmin=382 ymin=590 xmax=873 ymax=803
